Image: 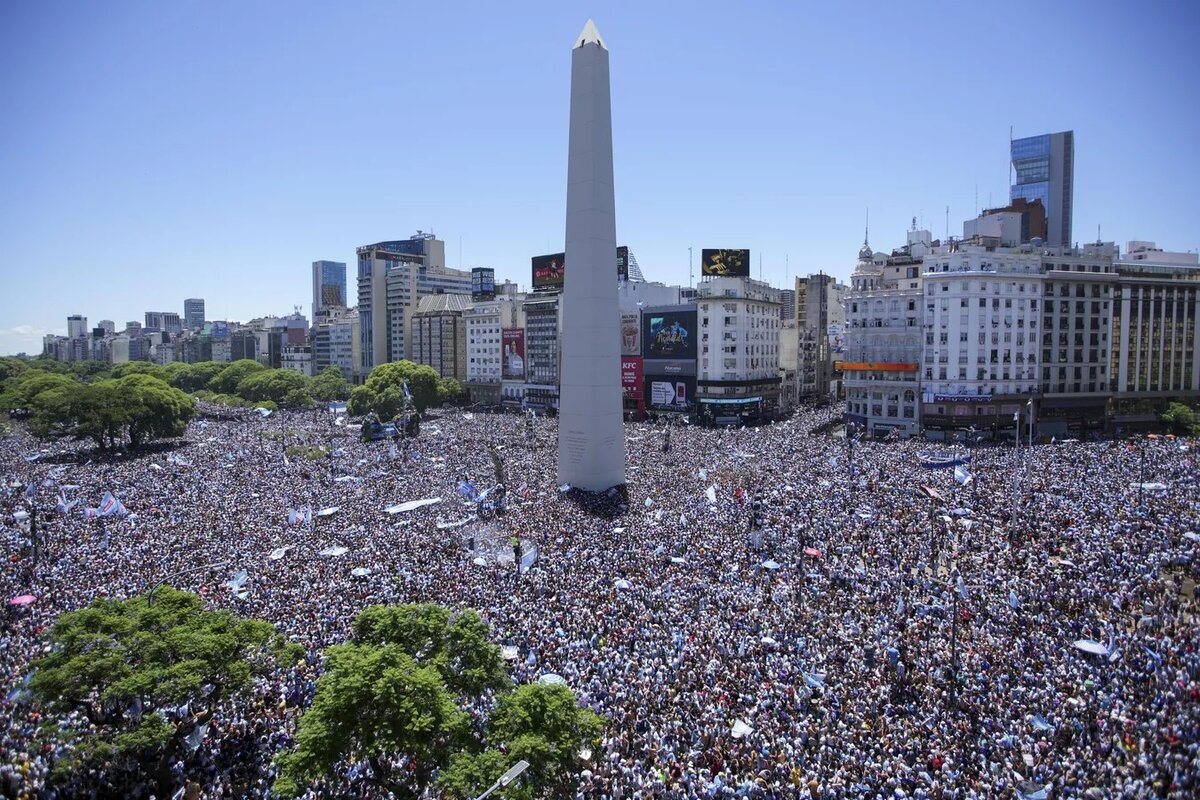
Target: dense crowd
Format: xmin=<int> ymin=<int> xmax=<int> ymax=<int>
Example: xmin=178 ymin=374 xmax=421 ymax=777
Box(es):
xmin=1 ymin=403 xmax=1198 ymax=799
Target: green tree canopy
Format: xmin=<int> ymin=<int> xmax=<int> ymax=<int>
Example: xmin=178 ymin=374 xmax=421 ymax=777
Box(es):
xmin=163 ymin=361 xmax=224 ymax=392
xmin=236 ymin=368 xmax=309 ymax=404
xmin=1162 ymin=402 xmax=1200 ymax=435
xmin=207 ymin=358 xmax=265 ymax=395
xmin=109 ymin=361 xmax=164 ymax=380
xmin=106 ymin=373 xmax=196 ymax=448
xmin=29 ymin=587 xmax=301 ymax=797
xmin=277 ymin=604 xmax=601 ymax=799
xmin=438 ymin=377 xmax=464 ymax=406
xmin=348 ymin=360 xmax=439 ymax=416
xmin=310 ymin=365 xmax=350 ymax=402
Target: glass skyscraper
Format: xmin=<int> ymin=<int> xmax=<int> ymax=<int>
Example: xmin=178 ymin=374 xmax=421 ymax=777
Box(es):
xmin=311 ymin=260 xmax=348 ymax=315
xmin=1010 ymin=130 xmax=1074 ymax=248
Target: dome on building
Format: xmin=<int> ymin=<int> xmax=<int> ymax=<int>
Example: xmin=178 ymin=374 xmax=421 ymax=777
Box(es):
xmin=858 ymin=240 xmax=873 ymax=261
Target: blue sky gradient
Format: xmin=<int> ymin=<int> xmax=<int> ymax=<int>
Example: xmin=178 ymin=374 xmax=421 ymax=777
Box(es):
xmin=2 ymin=0 xmax=1198 ymax=354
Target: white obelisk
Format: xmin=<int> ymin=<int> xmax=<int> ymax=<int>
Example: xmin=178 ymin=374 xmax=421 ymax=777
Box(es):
xmin=557 ymin=19 xmax=625 ymax=491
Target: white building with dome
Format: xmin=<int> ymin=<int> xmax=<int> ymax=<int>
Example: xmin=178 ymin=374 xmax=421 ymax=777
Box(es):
xmin=842 ymin=225 xmax=930 ymax=437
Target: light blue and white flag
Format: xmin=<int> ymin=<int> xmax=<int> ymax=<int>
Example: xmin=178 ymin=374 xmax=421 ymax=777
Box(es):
xmin=954 ymin=465 xmax=973 ymax=485
xmin=98 ymin=491 xmax=128 ymax=517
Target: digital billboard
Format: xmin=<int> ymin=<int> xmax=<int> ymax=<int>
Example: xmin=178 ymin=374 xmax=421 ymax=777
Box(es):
xmin=211 ymin=321 xmax=229 ymax=338
xmin=531 ymin=253 xmax=565 ymax=291
xmin=701 ymin=248 xmax=751 ymax=277
xmin=644 ymin=375 xmax=696 ymax=412
xmin=643 ymin=310 xmax=697 ymax=359
xmin=502 ymin=329 xmax=525 ymax=380
xmin=620 ymin=312 xmax=640 ymax=356
xmin=616 ymin=245 xmax=629 ymax=281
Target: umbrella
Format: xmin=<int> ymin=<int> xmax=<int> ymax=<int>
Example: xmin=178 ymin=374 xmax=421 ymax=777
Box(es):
xmin=760 ymin=636 xmax=778 ymax=645
xmin=350 ymin=567 xmax=371 ymax=578
xmin=761 ymin=559 xmax=782 ymax=570
xmin=804 ymin=547 xmax=823 ymax=558
xmin=538 ymin=673 xmax=565 ymax=685
xmin=472 ymin=557 xmax=488 ymax=566
xmin=614 ymin=579 xmax=633 ymax=590
xmin=1073 ymin=639 xmax=1108 ymax=656
xmin=8 ymin=595 xmax=36 ymax=607
xmin=501 ymin=645 xmax=519 ymax=660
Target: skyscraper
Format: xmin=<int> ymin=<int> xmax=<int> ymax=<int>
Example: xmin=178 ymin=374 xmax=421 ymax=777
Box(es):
xmin=557 ymin=20 xmax=625 ymax=491
xmin=184 ymin=298 xmax=205 ymax=330
xmin=312 ymin=260 xmax=348 ymax=315
xmin=1010 ymin=130 xmax=1074 ymax=248
xmin=67 ymin=315 xmax=88 ymax=339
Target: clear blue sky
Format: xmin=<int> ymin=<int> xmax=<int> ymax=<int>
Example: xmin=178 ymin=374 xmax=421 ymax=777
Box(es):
xmin=2 ymin=0 xmax=1198 ymax=355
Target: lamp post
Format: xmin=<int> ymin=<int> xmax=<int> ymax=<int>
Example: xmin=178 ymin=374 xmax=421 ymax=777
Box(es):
xmin=474 ymin=759 xmax=529 ymax=800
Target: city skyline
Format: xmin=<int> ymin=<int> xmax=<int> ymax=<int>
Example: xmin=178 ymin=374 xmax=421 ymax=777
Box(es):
xmin=3 ymin=1 xmax=1199 ymax=355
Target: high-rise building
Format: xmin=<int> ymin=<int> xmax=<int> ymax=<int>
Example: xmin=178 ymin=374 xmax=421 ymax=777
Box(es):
xmin=410 ymin=293 xmax=471 ymax=382
xmin=312 ymin=260 xmax=348 ymax=316
xmin=357 ymin=233 xmax=471 ymax=374
xmin=97 ymin=320 xmax=116 ymax=336
xmin=67 ymin=315 xmax=88 ymax=339
xmin=184 ymin=298 xmax=205 ymax=330
xmin=144 ymin=311 xmax=182 ymax=333
xmin=794 ymin=273 xmax=848 ymax=400
xmin=466 ymin=294 xmax=524 ymax=406
xmin=1011 ymin=130 xmax=1074 ymax=248
xmin=695 ymin=277 xmax=782 ymax=423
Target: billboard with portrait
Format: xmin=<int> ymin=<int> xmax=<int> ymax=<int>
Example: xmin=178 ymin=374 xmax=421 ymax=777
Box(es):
xmin=620 ymin=312 xmax=640 ymax=356
xmin=644 ymin=375 xmax=695 ymax=412
xmin=531 ymin=253 xmax=565 ymax=291
xmin=643 ymin=310 xmax=697 ymax=359
xmin=701 ymin=248 xmax=750 ymax=277
xmin=501 ymin=329 xmax=525 ymax=380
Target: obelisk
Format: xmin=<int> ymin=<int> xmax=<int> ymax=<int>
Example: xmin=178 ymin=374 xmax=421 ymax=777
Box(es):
xmin=557 ymin=19 xmax=625 ymax=491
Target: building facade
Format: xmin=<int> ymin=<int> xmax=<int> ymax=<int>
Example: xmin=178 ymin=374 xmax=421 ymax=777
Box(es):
xmin=312 ymin=260 xmax=348 ymax=316
xmin=695 ymin=277 xmax=781 ymax=423
xmin=520 ymin=294 xmax=561 ymax=410
xmin=184 ymin=298 xmax=205 ymax=331
xmin=1011 ymin=130 xmax=1074 ymax=249
xmin=466 ymin=294 xmax=524 ymax=406
xmin=410 ymin=293 xmax=471 ymax=382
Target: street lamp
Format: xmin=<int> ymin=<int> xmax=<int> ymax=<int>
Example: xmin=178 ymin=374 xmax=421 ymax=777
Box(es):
xmin=473 ymin=759 xmax=529 ymax=800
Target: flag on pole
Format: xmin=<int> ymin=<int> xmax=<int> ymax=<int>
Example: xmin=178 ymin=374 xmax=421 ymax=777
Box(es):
xmin=98 ymin=491 xmax=128 ymax=517
xmin=23 ymin=483 xmax=37 ymax=499
xmin=954 ymin=465 xmax=973 ymax=485
xmin=402 ymin=381 xmax=412 ymax=402
xmin=457 ymin=480 xmax=480 ymax=501
xmin=55 ymin=493 xmax=77 ymax=515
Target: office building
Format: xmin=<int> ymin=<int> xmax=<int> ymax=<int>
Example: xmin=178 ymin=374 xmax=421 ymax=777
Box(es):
xmin=144 ymin=311 xmax=182 ymax=334
xmin=794 ymin=273 xmax=848 ymax=400
xmin=357 ymin=233 xmax=473 ymax=374
xmin=1011 ymin=130 xmax=1074 ymax=248
xmin=67 ymin=315 xmax=88 ymax=339
xmin=520 ymin=294 xmax=561 ymax=411
xmin=97 ymin=320 xmax=116 ymax=336
xmin=695 ymin=276 xmax=782 ymax=423
xmin=312 ymin=260 xmax=348 ymax=316
xmin=410 ymin=293 xmax=471 ymax=382
xmin=184 ymin=298 xmax=205 ymax=331
xmin=779 ymin=289 xmax=796 ymax=322
xmin=466 ymin=293 xmax=524 ymax=406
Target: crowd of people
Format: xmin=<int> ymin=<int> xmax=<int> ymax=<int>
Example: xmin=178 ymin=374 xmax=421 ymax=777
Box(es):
xmin=1 ymin=402 xmax=1198 ymax=799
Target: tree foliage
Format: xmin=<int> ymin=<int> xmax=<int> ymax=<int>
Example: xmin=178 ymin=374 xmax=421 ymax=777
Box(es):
xmin=277 ymin=603 xmax=601 ymax=798
xmin=348 ymin=361 xmax=439 ymax=417
xmin=207 ymin=359 xmax=265 ymax=395
xmin=236 ymin=368 xmax=309 ymax=404
xmin=162 ymin=361 xmax=224 ymax=392
xmin=1162 ymin=402 xmax=1200 ymax=435
xmin=29 ymin=587 xmax=301 ymax=797
xmin=0 ymin=369 xmax=194 ymax=450
xmin=310 ymin=365 xmax=350 ymax=402
xmin=438 ymin=377 xmax=465 ymax=406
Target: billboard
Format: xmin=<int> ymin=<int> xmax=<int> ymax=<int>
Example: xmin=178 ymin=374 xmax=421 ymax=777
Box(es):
xmin=471 ymin=267 xmax=496 ymax=301
xmin=621 ymin=357 xmax=643 ymax=400
xmin=644 ymin=375 xmax=696 ymax=412
xmin=531 ymin=253 xmax=566 ymax=291
xmin=211 ymin=321 xmax=229 ymax=338
xmin=616 ymin=245 xmax=629 ymax=281
xmin=643 ymin=309 xmax=697 ymax=359
xmin=502 ymin=329 xmax=525 ymax=380
xmin=620 ymin=312 xmax=640 ymax=356
xmin=701 ymin=248 xmax=751 ymax=277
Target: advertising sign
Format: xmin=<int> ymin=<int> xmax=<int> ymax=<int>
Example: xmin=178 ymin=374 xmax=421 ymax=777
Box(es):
xmin=531 ymin=253 xmax=566 ymax=291
xmin=840 ymin=362 xmax=918 ymax=372
xmin=621 ymin=356 xmax=643 ymax=399
xmin=471 ymin=267 xmax=496 ymax=301
xmin=501 ymin=329 xmax=525 ymax=380
xmin=701 ymin=248 xmax=751 ymax=277
xmin=643 ymin=310 xmax=697 ymax=359
xmin=211 ymin=321 xmax=229 ymax=338
xmin=644 ymin=375 xmax=696 ymax=412
xmin=620 ymin=312 xmax=640 ymax=356
xmin=643 ymin=359 xmax=696 ymax=376
xmin=616 ymin=245 xmax=629 ymax=281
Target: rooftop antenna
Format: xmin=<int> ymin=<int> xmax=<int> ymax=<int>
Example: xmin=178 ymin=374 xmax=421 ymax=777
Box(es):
xmin=785 ymin=253 xmax=789 ymax=286
xmin=1009 ymin=125 xmax=1014 ymax=189
xmin=974 ymin=184 xmax=979 ymax=216
xmin=758 ymin=252 xmax=763 ymax=280
xmin=865 ymin=207 xmax=870 ymax=245
xmin=945 ymin=206 xmax=950 ymax=241
xmin=688 ymin=246 xmax=693 ymax=288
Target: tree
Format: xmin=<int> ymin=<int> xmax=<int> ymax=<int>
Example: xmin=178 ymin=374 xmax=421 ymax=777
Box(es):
xmin=1162 ymin=402 xmax=1199 ymax=435
xmin=163 ymin=361 xmax=223 ymax=392
xmin=276 ymin=604 xmax=507 ymax=798
xmin=108 ymin=373 xmax=195 ymax=448
xmin=109 ymin=361 xmax=164 ymax=381
xmin=235 ymin=368 xmax=309 ymax=404
xmin=311 ymin=365 xmax=350 ymax=402
xmin=348 ymin=361 xmax=440 ymax=416
xmin=29 ymin=587 xmax=301 ymax=798
xmin=207 ymin=358 xmax=264 ymax=395
xmin=438 ymin=377 xmax=465 ymax=406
